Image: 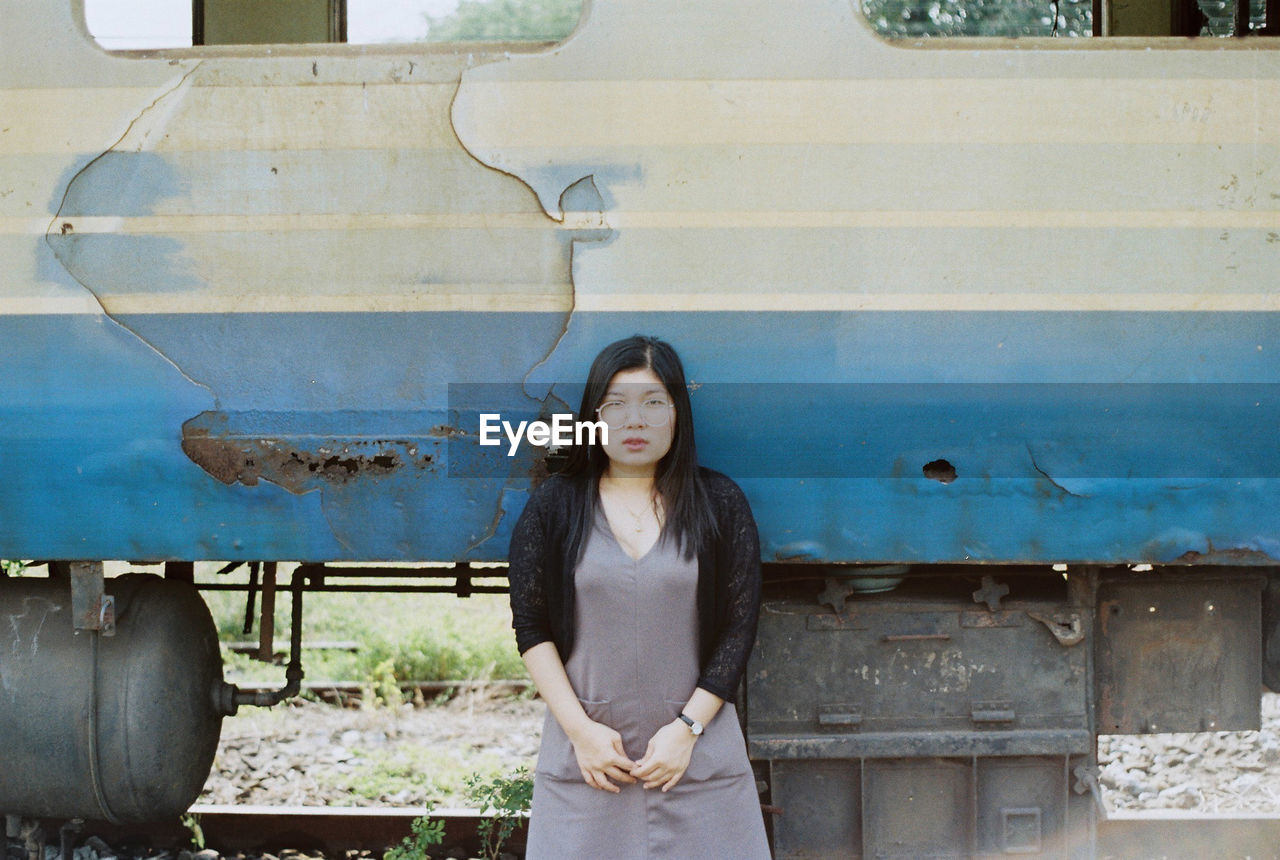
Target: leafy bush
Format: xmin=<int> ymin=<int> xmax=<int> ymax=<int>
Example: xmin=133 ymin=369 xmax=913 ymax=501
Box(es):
xmin=465 ymin=767 xmax=533 ymax=860
xmin=384 ymin=816 xmax=445 ymax=860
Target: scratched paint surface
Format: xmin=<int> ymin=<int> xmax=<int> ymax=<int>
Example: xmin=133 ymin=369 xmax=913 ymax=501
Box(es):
xmin=0 ymin=1 xmax=1278 ymax=562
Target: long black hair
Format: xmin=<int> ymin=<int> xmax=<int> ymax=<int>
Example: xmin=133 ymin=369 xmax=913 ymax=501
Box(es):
xmin=561 ymin=335 xmax=716 ymax=562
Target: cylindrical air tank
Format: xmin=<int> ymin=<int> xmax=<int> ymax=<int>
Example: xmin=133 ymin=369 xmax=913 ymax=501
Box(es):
xmin=0 ymin=574 xmax=226 ymax=822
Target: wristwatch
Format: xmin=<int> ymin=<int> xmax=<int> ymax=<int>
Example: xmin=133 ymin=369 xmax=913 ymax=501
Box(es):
xmin=678 ymin=713 xmax=704 ymax=736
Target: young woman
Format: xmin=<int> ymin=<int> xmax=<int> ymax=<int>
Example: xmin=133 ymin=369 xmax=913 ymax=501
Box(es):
xmin=507 ymin=335 xmax=770 ymax=858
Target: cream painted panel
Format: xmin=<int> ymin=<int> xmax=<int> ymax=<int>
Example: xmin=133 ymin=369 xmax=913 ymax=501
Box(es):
xmin=454 ymin=79 xmax=1279 ymax=150
xmin=0 ymin=87 xmax=198 ymax=154
xmin=159 ymin=83 xmax=462 ymax=151
xmin=0 ymin=81 xmax=468 ymax=155
xmin=452 ymin=0 xmax=1279 ymax=314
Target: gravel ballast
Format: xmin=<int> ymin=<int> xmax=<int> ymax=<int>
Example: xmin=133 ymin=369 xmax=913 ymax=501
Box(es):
xmin=200 ymin=690 xmax=1280 ymax=814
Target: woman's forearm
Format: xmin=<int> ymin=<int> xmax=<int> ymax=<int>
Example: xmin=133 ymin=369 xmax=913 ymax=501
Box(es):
xmin=682 ymin=687 xmax=725 ymax=727
xmin=522 ymin=640 xmax=594 ymax=741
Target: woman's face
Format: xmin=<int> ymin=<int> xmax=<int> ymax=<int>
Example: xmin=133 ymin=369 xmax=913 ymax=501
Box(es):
xmin=595 ymin=366 xmax=676 ymax=476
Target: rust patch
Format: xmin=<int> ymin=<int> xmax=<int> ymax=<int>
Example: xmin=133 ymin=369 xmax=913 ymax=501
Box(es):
xmin=182 ymin=419 xmax=435 ymax=494
xmin=1177 ymin=547 xmax=1276 ymax=564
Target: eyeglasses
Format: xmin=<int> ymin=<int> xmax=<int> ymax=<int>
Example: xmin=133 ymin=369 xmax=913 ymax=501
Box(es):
xmin=595 ymin=398 xmax=674 ymax=428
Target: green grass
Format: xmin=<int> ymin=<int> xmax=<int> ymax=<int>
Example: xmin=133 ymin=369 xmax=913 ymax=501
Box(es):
xmin=197 ymin=567 xmax=528 ymax=688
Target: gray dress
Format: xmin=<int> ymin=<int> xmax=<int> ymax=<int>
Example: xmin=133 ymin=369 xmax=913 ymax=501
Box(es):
xmin=525 ymin=511 xmax=771 ymax=859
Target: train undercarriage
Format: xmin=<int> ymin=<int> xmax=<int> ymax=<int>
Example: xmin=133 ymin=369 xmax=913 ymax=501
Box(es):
xmin=4 ymin=561 xmax=1278 ymax=858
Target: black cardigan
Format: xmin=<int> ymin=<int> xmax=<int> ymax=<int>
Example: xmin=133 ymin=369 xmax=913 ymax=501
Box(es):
xmin=506 ymin=468 xmax=762 ymax=703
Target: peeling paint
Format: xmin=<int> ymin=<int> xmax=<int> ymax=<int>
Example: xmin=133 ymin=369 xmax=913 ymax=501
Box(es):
xmin=518 ymin=173 xmax=612 ymax=396
xmin=44 ymin=64 xmax=214 ymax=401
xmin=445 ymin=75 xmax=616 ymax=555
xmin=180 ymin=412 xmax=439 ymax=494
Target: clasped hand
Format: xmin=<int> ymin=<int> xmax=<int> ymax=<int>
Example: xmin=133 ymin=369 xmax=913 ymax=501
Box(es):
xmin=568 ymin=719 xmax=637 ymax=793
xmin=631 ymin=719 xmax=696 ymax=792
xmin=571 ymin=718 xmax=696 ymax=793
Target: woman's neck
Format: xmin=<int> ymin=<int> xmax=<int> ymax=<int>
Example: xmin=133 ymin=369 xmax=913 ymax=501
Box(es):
xmin=599 ymin=466 xmax=656 ymax=497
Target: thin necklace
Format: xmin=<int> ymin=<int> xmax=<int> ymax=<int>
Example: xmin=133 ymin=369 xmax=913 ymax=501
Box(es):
xmin=609 ymin=491 xmax=661 ymax=533
xmin=621 ymin=498 xmax=654 ymax=533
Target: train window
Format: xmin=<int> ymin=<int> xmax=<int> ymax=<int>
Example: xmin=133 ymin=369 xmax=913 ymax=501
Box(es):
xmin=83 ymin=0 xmax=584 ymax=50
xmin=862 ymin=0 xmax=1277 ymax=37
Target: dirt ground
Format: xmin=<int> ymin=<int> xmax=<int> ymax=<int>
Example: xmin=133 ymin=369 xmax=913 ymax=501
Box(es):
xmin=199 ymin=691 xmax=543 ymax=808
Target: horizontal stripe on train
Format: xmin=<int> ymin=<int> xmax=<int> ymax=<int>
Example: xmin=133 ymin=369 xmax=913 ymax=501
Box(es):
xmin=3 ymin=311 xmax=1273 ymax=390
xmin=5 ymin=210 xmax=1280 ymax=234
xmin=6 ymin=144 xmax=1278 ymax=220
xmin=7 ymin=226 xmax=1276 ymax=312
xmin=454 ymin=79 xmax=1280 ymax=147
xmin=3 ymin=294 xmax=1279 ymax=314
xmin=6 ymin=79 xmax=1280 ymax=157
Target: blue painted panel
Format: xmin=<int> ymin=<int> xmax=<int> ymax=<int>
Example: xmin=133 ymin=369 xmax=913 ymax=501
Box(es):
xmin=744 ymin=478 xmax=1280 ymax=564
xmin=0 ymin=315 xmax=342 ymax=560
xmin=2 ymin=311 xmax=1277 ymax=563
xmin=529 ymin=311 xmax=1280 ymax=384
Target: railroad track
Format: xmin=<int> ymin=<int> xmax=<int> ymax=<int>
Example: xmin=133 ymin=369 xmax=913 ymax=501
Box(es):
xmin=57 ymin=806 xmax=1280 ymax=859
xmin=83 ymin=805 xmax=524 ymax=857
xmin=230 ymin=679 xmax=533 ymax=706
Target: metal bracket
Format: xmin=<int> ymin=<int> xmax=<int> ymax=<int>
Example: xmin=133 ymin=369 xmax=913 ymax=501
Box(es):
xmin=972 ymin=575 xmax=1010 ymax=611
xmin=818 ymin=578 xmax=853 ymax=614
xmin=257 ymin=561 xmax=277 ymax=662
xmin=69 ymin=561 xmax=115 ymax=636
xmin=1027 ymin=609 xmax=1084 ymax=646
xmin=1072 ymin=763 xmax=1107 ymax=817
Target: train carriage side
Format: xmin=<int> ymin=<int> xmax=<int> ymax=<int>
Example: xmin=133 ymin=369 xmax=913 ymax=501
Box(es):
xmin=2 ymin=0 xmax=1279 ymax=856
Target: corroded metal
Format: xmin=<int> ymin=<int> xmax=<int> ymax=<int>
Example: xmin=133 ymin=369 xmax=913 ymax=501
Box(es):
xmin=1095 ymin=569 xmax=1264 ymax=733
xmin=1264 ymin=572 xmax=1280 ymax=692
xmin=751 ymin=576 xmax=1097 ymax=855
xmin=69 ymin=561 xmax=114 ymax=636
xmin=750 ymin=592 xmax=1091 ymax=740
xmin=181 ymin=415 xmax=438 ymax=494
xmin=767 ymin=755 xmax=1096 ymax=857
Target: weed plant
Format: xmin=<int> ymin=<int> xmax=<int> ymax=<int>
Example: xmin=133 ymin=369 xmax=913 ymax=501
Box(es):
xmin=466 ymin=767 xmax=533 ymax=860
xmin=383 ymin=816 xmax=444 ymax=860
